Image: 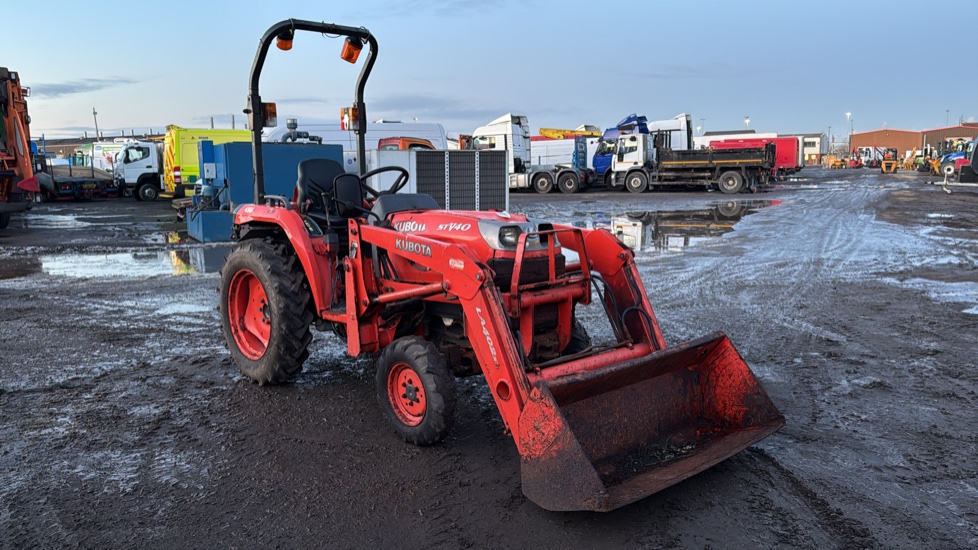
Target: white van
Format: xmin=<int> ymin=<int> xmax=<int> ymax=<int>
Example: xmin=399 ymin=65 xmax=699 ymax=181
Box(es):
xmin=263 ymin=120 xmax=448 ymax=172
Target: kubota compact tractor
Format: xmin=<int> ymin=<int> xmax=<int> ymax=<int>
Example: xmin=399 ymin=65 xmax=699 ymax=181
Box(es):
xmin=220 ymin=19 xmax=784 ymax=512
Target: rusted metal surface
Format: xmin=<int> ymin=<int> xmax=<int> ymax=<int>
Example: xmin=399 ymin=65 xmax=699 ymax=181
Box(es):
xmin=519 ymin=333 xmax=784 ymax=512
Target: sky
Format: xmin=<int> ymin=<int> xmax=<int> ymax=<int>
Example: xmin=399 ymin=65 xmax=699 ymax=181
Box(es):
xmin=4 ymin=0 xmax=974 ymax=144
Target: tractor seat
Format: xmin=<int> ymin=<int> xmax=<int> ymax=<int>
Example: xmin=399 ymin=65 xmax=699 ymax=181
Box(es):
xmin=296 ymin=158 xmax=348 ymax=228
xmin=370 ymin=194 xmax=441 ymax=225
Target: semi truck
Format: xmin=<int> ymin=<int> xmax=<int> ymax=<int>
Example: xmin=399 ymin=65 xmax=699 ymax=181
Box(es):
xmin=0 ymin=67 xmax=38 ymax=229
xmin=470 ymin=113 xmax=591 ymax=193
xmin=608 ymin=117 xmax=774 ymax=194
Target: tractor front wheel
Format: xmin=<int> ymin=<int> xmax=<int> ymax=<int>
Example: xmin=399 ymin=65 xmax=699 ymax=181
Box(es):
xmin=563 ymin=316 xmax=592 ymax=355
xmin=219 ymin=238 xmax=313 ymax=384
xmin=375 ymin=337 xmax=456 ymax=446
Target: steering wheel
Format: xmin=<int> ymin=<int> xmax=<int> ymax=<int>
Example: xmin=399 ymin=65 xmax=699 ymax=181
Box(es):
xmin=359 ymin=165 xmax=410 ymax=199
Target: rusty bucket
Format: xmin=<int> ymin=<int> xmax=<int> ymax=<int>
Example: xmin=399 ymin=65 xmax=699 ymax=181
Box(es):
xmin=517 ymin=332 xmax=784 ymax=512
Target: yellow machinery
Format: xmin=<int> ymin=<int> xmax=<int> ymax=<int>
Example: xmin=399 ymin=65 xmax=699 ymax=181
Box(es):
xmin=825 ymin=155 xmax=847 ymax=169
xmin=880 ymin=159 xmax=899 ymax=173
xmin=538 ymin=127 xmax=601 ymax=139
xmin=902 ymin=148 xmax=918 ymax=171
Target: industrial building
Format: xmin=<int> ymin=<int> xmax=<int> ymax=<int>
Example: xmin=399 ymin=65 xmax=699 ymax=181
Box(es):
xmin=850 ymin=123 xmax=978 ymax=156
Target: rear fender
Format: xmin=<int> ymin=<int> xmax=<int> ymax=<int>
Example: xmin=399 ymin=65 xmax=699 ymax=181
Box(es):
xmin=233 ymin=204 xmax=334 ymax=315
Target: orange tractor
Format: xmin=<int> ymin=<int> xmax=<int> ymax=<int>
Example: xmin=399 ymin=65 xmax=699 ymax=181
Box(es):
xmin=220 ymin=20 xmax=784 ymax=512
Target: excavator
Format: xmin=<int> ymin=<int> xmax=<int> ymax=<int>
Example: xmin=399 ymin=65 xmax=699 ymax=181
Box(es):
xmin=219 ymin=19 xmax=785 ymax=512
xmin=0 ymin=67 xmax=38 ymax=230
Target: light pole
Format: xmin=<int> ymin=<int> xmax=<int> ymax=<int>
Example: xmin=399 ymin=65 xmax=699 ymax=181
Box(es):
xmin=845 ymin=112 xmax=852 ymax=152
xmin=828 ymin=125 xmax=832 ymax=155
xmin=92 ymin=107 xmax=100 ymax=140
xmin=946 ymin=109 xmax=950 ymax=128
xmin=744 ymin=116 xmax=750 ymax=130
xmin=700 ymin=118 xmax=705 ymax=135
xmin=696 ymin=125 xmax=702 ymax=136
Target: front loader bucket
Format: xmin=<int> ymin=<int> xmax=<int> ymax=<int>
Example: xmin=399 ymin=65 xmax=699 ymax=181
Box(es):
xmin=517 ymin=332 xmax=784 ymax=512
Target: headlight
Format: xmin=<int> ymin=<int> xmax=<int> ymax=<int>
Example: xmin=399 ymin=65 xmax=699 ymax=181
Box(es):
xmin=499 ymin=225 xmax=522 ymax=247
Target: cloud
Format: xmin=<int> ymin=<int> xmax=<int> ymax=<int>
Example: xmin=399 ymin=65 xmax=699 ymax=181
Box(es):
xmin=371 ymin=94 xmax=503 ymax=124
xmin=32 ymin=77 xmax=137 ymax=98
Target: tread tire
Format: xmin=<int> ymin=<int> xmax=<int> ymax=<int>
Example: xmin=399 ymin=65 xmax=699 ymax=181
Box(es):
xmin=557 ymin=172 xmax=580 ymax=194
xmin=625 ymin=172 xmax=648 ymax=193
xmin=717 ymin=171 xmax=744 ymax=194
xmin=375 ymin=336 xmax=456 ymax=446
xmin=219 ymin=238 xmax=313 ymax=385
xmin=532 ymin=174 xmax=554 ymax=194
xmin=563 ymin=317 xmax=592 ymax=355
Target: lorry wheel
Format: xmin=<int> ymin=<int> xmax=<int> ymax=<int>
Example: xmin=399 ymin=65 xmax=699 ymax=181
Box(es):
xmin=532 ymin=174 xmax=554 ymax=194
xmin=604 ymin=171 xmax=616 ymax=189
xmin=625 ymin=172 xmax=648 ymax=193
xmin=0 ymin=213 xmax=9 ymax=230
xmin=136 ymin=183 xmax=158 ymax=201
xmin=376 ymin=336 xmax=456 ymax=446
xmin=219 ymin=238 xmax=313 ymax=385
xmin=557 ymin=172 xmax=580 ymax=194
xmin=717 ymin=171 xmax=744 ymax=194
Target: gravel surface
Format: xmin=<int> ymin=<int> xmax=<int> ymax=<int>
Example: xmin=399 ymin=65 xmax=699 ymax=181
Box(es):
xmin=1 ymin=167 xmax=975 ymax=549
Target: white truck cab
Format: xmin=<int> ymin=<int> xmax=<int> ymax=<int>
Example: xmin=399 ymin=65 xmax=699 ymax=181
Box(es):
xmin=115 ymin=140 xmax=163 ymax=201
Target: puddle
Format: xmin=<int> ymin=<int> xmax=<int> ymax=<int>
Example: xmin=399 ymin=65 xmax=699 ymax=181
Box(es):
xmin=0 ymin=246 xmax=232 ymax=280
xmin=562 ymin=200 xmax=777 ymax=253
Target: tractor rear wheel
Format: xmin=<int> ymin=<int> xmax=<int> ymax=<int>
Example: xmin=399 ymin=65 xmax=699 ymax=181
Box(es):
xmin=717 ymin=171 xmax=744 ymax=194
xmin=375 ymin=336 xmax=456 ymax=446
xmin=219 ymin=238 xmax=313 ymax=385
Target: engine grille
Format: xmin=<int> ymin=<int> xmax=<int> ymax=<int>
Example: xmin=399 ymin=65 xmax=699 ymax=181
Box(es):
xmin=487 ymin=254 xmax=566 ymax=292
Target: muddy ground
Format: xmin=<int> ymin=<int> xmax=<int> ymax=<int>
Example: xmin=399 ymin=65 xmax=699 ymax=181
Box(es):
xmin=1 ymin=168 xmax=976 ymax=549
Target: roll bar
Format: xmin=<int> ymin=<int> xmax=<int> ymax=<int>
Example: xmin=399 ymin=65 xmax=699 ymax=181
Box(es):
xmin=246 ymin=19 xmax=377 ymax=203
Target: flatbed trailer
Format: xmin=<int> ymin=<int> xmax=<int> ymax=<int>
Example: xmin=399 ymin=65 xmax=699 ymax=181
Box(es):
xmin=34 ymin=159 xmax=122 ymax=200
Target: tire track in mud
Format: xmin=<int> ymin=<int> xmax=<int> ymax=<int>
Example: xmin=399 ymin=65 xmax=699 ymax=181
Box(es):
xmin=746 ymin=448 xmax=877 ymax=549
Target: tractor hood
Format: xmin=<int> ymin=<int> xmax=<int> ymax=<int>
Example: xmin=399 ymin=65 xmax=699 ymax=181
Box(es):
xmin=385 ymin=209 xmax=553 ymax=253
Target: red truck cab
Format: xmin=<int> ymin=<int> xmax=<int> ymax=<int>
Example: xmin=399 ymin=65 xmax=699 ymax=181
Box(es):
xmin=378 ymin=137 xmax=435 ymax=151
